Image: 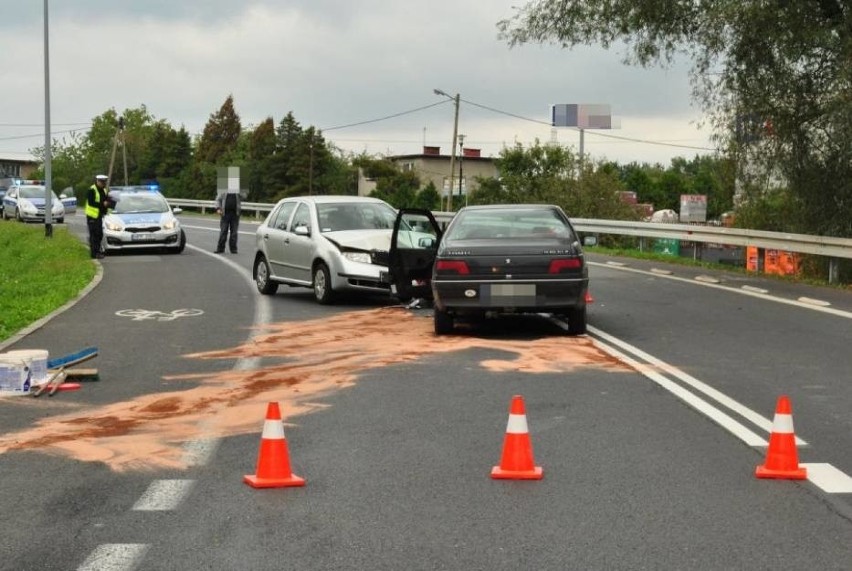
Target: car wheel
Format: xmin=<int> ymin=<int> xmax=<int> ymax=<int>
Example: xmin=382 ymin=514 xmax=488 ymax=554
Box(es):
xmin=176 ymin=230 xmax=186 ymax=253
xmin=566 ymin=305 xmax=587 ymax=336
xmin=254 ymin=255 xmax=278 ymax=295
xmin=434 ymin=307 xmax=454 ymax=335
xmin=313 ymin=263 xmax=336 ymax=304
xmin=15 ymin=209 xmax=22 ymax=222
xmin=56 ymin=218 xmax=64 ymax=224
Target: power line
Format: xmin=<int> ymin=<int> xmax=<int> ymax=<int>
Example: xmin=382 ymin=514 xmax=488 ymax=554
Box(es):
xmin=0 ymin=122 xmax=91 ymax=127
xmin=0 ymin=128 xmax=86 ymax=142
xmin=321 ymin=101 xmax=449 ymax=132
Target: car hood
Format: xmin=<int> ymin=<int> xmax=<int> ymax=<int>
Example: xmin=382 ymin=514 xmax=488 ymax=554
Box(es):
xmin=20 ymin=197 xmax=62 ymax=208
xmin=323 ymin=229 xmax=392 ymax=251
xmin=106 ymin=212 xmax=171 ymax=225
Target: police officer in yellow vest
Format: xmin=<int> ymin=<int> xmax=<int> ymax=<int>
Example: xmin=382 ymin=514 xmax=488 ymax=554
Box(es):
xmin=86 ymin=174 xmax=111 ymax=259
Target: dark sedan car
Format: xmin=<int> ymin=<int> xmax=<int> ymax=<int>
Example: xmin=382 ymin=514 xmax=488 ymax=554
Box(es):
xmin=389 ymin=204 xmax=589 ymax=335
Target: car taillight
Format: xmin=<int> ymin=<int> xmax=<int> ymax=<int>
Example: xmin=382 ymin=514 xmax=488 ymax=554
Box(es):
xmin=436 ymin=260 xmax=470 ymax=275
xmin=548 ymin=258 xmax=582 ymax=274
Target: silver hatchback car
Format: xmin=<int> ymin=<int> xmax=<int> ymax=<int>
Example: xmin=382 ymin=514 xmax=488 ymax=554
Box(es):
xmin=254 ymin=195 xmax=420 ymax=304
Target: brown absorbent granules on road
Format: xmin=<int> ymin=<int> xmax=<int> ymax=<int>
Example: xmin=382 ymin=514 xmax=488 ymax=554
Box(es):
xmin=0 ymin=308 xmax=628 ymax=471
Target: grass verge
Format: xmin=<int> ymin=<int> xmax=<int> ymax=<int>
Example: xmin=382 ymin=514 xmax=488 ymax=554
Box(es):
xmin=0 ymin=223 xmax=96 ymax=343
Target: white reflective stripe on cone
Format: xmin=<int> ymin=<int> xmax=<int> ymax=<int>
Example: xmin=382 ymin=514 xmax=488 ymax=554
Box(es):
xmin=505 ymin=414 xmax=529 ymax=434
xmin=261 ymin=420 xmax=286 ymax=439
xmin=772 ymin=413 xmax=795 ymax=434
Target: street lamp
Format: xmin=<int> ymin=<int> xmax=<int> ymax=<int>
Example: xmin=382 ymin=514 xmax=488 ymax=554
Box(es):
xmin=43 ymin=0 xmax=53 ymax=238
xmin=433 ymin=89 xmax=460 ymax=211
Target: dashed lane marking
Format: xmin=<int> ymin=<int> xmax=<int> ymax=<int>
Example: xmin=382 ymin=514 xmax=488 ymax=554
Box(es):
xmin=77 ymin=544 xmax=149 ymax=571
xmin=132 ymin=480 xmax=195 ymax=511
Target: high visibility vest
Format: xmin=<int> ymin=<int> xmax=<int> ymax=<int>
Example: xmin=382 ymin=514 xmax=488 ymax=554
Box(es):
xmin=85 ymin=184 xmax=102 ymax=219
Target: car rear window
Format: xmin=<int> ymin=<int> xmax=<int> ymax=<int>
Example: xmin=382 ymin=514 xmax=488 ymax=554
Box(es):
xmin=448 ymin=209 xmax=575 ymax=241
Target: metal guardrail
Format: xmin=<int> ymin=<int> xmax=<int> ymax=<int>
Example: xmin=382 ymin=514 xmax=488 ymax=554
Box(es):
xmin=167 ymin=198 xmax=851 ymax=282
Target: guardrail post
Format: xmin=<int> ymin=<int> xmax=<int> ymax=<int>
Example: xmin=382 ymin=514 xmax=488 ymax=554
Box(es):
xmin=829 ymin=258 xmax=839 ymax=284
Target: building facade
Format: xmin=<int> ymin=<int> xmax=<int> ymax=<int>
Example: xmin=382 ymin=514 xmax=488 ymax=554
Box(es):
xmin=358 ymin=146 xmax=499 ymax=202
xmin=0 ymin=156 xmax=39 ymax=180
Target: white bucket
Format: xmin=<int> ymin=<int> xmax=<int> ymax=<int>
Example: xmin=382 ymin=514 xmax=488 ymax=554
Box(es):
xmin=5 ymin=349 xmax=49 ymax=384
xmin=0 ymin=355 xmax=32 ymax=395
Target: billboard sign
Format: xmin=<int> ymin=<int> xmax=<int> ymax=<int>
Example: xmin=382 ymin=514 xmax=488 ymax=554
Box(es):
xmin=680 ymin=194 xmax=707 ymax=223
xmin=551 ymin=104 xmax=612 ymax=129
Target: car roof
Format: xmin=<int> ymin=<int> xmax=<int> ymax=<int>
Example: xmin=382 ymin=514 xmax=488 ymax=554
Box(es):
xmin=276 ymin=195 xmax=389 ymax=205
xmin=458 ymin=204 xmax=561 ymax=211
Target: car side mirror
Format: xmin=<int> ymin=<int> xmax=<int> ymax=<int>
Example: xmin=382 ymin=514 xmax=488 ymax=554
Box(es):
xmin=583 ymin=235 xmax=598 ymax=247
xmin=60 ymin=194 xmax=67 ymax=199
xmin=173 ymin=207 xmax=183 ymax=214
xmin=418 ymin=237 xmax=436 ymax=248
xmin=294 ymin=225 xmax=310 ymax=236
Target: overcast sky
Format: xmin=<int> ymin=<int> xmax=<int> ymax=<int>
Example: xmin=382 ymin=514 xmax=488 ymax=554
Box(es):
xmin=1 ymin=1 xmax=717 ymax=167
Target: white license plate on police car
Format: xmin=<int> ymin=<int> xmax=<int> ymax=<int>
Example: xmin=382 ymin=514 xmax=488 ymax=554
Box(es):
xmin=131 ymin=234 xmax=154 ymax=241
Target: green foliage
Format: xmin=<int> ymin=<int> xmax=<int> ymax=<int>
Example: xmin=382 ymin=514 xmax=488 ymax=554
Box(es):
xmin=196 ymin=95 xmax=242 ymax=165
xmin=497 ymin=0 xmax=852 ymax=237
xmin=468 ymin=140 xmax=642 ymax=220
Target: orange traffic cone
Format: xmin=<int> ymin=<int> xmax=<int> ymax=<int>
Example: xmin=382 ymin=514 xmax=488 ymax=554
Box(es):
xmin=755 ymin=395 xmax=807 ymax=480
xmin=491 ymin=395 xmax=543 ymax=480
xmin=244 ymin=402 xmax=306 ymax=488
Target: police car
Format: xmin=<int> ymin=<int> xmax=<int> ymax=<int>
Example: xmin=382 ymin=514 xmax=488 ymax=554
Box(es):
xmin=102 ymin=186 xmax=186 ymax=253
xmin=1 ymin=179 xmax=65 ymax=223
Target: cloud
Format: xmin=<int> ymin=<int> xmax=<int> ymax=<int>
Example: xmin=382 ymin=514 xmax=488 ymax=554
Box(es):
xmin=0 ymin=1 xmax=714 ymax=166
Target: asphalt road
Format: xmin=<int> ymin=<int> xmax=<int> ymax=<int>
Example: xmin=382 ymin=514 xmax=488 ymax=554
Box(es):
xmin=0 ymin=212 xmax=850 ymax=571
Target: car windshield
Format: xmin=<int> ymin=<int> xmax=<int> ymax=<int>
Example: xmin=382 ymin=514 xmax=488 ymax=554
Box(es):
xmin=114 ymin=193 xmax=168 ymax=214
xmin=447 ymin=208 xmax=575 ymax=241
xmin=317 ymin=202 xmax=397 ymax=232
xmin=19 ymin=186 xmax=58 ymax=200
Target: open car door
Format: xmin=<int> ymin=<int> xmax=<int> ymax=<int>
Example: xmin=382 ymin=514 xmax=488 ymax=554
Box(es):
xmin=388 ymin=208 xmax=443 ymax=302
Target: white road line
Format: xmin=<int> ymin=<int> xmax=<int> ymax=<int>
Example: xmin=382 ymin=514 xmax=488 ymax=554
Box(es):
xmin=588 ymin=261 xmax=852 ymax=319
xmin=132 ymin=480 xmax=195 ymax=511
xmin=695 ymin=275 xmax=721 ymax=284
xmin=590 ymin=335 xmax=768 ymax=447
xmin=741 ymin=285 xmax=768 ymax=294
xmin=798 ymin=296 xmax=831 ymax=307
xmin=650 ymin=268 xmax=673 ymax=275
xmin=589 ymin=325 xmax=807 ymax=445
xmin=77 ymin=544 xmax=149 ymax=571
xmin=589 ymin=324 xmax=852 ymax=494
xmin=182 ymin=436 xmax=221 ymax=467
xmin=801 ymin=464 xmax=852 ymax=493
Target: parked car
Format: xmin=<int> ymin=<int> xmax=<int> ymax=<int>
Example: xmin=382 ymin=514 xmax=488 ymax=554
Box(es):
xmin=1 ymin=181 xmax=64 ymax=223
xmin=102 ymin=187 xmax=185 ymax=253
xmin=253 ymin=195 xmax=437 ymax=304
xmin=388 ymin=204 xmax=589 ymax=335
xmin=59 ymin=187 xmax=77 ymax=215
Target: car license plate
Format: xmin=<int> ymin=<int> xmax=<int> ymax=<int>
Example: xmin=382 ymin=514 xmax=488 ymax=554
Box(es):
xmin=131 ymin=233 xmax=154 ymax=241
xmin=490 ymin=283 xmax=535 ymax=297
xmin=483 ymin=283 xmax=537 ymax=306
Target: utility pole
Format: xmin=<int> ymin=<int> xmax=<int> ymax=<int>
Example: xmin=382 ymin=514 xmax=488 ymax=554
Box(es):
xmin=108 ymin=116 xmax=126 ymax=184
xmin=457 ymin=134 xmax=465 ymax=206
xmin=433 ymin=89 xmax=459 ymax=211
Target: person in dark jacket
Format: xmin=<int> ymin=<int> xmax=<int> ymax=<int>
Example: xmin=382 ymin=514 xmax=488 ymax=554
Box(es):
xmin=214 ymin=187 xmax=243 ymax=254
xmin=85 ymin=174 xmax=111 ymax=259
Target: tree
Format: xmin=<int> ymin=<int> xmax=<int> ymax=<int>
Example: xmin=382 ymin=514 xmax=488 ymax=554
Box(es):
xmin=498 ymin=1 xmax=852 ymax=236
xmin=470 ymin=141 xmax=640 ymax=220
xmin=196 ymin=95 xmax=242 ymax=165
